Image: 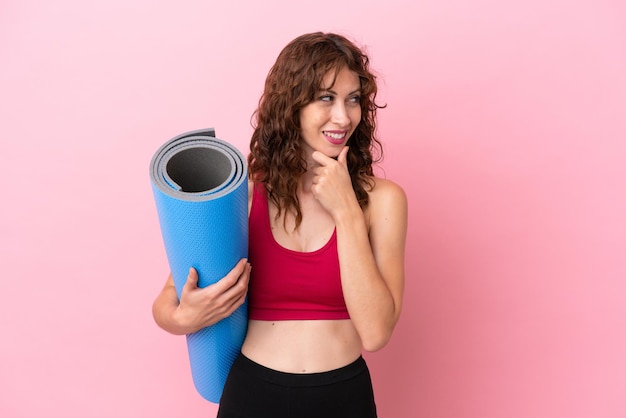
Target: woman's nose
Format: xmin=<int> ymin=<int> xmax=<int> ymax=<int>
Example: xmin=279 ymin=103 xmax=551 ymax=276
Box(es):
xmin=331 ymin=102 xmax=350 ymax=126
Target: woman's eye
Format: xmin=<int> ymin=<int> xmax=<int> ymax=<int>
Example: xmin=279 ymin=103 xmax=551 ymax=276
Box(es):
xmin=319 ymin=95 xmax=334 ymax=102
xmin=349 ymin=95 xmax=361 ymax=103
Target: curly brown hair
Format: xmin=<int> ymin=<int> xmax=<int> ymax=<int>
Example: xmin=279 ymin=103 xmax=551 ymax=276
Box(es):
xmin=248 ymin=32 xmax=384 ymax=228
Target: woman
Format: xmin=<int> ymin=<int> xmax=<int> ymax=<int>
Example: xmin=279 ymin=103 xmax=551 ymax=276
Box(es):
xmin=153 ymin=32 xmax=407 ymax=417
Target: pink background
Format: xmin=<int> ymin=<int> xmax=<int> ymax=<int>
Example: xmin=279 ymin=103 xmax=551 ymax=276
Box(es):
xmin=1 ymin=0 xmax=625 ymax=417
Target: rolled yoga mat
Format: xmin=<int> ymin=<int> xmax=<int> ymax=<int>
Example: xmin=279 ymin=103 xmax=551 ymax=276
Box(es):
xmin=150 ymin=128 xmax=248 ymax=403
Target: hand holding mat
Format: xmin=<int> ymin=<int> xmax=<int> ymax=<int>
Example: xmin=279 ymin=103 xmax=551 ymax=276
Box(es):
xmin=150 ymin=128 xmax=248 ymax=403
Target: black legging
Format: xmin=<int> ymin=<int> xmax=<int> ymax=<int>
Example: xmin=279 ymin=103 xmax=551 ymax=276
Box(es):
xmin=217 ymin=353 xmax=377 ymax=418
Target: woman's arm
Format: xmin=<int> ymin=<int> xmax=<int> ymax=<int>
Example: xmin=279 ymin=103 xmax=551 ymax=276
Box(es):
xmin=152 ymin=259 xmax=251 ymax=335
xmin=336 ymin=178 xmax=407 ymax=351
xmin=312 ymin=148 xmax=408 ymax=351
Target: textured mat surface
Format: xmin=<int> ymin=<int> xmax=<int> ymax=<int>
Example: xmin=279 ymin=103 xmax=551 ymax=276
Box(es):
xmin=150 ymin=128 xmax=248 ymax=403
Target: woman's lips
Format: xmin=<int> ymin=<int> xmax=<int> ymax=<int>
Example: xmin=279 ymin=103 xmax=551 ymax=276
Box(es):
xmin=323 ymin=130 xmax=347 ymax=145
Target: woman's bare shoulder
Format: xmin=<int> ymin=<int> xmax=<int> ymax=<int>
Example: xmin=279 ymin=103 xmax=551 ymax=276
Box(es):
xmin=364 ymin=177 xmax=407 ymax=228
xmin=369 ymin=177 xmax=407 ymax=206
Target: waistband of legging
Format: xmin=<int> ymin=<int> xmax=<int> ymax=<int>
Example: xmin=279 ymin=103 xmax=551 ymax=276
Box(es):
xmin=233 ymin=352 xmax=369 ymax=387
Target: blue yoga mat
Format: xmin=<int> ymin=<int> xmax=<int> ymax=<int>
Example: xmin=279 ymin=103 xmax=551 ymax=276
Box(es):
xmin=150 ymin=128 xmax=248 ymax=403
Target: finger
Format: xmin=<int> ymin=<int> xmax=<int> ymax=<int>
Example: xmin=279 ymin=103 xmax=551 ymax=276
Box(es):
xmin=338 ymin=146 xmax=349 ymax=166
xmin=219 ymin=263 xmax=251 ymax=308
xmin=225 ymin=292 xmax=248 ymax=316
xmin=223 ymin=268 xmax=250 ymax=311
xmin=311 ymin=150 xmax=332 ymax=166
xmin=183 ymin=267 xmax=199 ymax=292
xmin=312 ymin=167 xmax=324 ymax=183
xmin=211 ymin=258 xmax=248 ymax=292
xmin=228 ymin=262 xmax=251 ymax=296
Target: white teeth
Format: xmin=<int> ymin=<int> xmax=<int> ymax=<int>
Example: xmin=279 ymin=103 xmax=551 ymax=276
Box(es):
xmin=324 ymin=131 xmax=345 ymax=139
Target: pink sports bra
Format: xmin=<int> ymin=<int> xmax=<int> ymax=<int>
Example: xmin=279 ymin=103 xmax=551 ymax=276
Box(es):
xmin=247 ymin=184 xmax=350 ymax=321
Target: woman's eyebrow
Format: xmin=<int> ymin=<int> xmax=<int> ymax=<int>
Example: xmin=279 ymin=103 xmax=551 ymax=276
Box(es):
xmin=319 ymin=88 xmax=362 ymax=95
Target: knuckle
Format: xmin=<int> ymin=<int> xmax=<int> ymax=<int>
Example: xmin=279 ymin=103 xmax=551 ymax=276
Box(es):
xmin=235 ymin=279 xmax=248 ymax=293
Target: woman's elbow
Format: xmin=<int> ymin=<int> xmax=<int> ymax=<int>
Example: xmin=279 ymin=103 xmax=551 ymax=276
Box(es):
xmin=361 ymin=328 xmax=394 ymax=352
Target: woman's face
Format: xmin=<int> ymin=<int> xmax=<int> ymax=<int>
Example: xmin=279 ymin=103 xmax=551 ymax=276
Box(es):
xmin=299 ymin=66 xmax=361 ymax=159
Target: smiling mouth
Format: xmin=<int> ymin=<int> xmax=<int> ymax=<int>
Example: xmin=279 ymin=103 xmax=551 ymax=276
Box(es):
xmin=323 ymin=131 xmax=347 ymax=143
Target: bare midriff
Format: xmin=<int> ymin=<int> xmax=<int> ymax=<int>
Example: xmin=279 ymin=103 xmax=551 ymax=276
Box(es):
xmin=241 ymin=319 xmax=362 ymax=373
